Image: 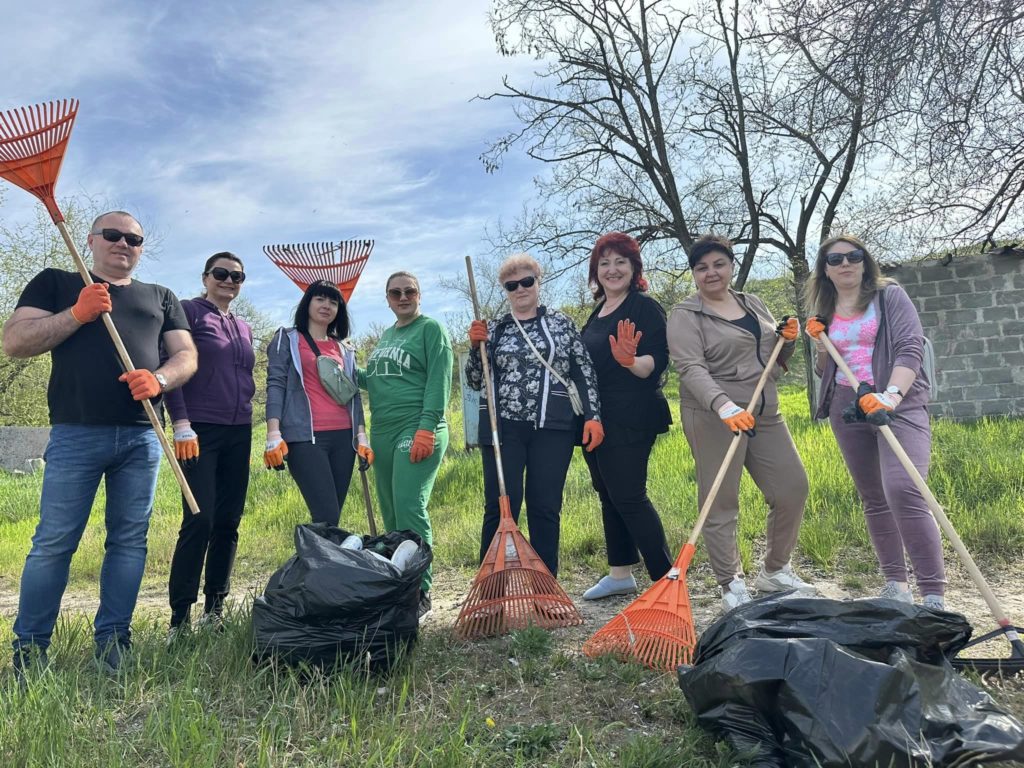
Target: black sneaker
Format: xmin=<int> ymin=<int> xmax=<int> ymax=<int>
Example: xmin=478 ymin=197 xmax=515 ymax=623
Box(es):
xmin=12 ymin=645 xmax=48 ymax=687
xmin=417 ymin=591 xmax=433 ymax=625
xmin=95 ymin=641 xmax=129 ymax=675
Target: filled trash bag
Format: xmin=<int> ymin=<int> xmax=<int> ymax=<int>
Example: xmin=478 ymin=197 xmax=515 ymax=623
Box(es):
xmin=253 ymin=523 xmax=431 ymax=672
xmin=678 ymin=595 xmax=1024 ymax=767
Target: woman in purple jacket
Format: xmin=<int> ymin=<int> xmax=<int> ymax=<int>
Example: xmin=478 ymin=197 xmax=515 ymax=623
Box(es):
xmin=165 ymin=252 xmax=256 ymax=638
xmin=804 ymin=235 xmax=945 ymax=609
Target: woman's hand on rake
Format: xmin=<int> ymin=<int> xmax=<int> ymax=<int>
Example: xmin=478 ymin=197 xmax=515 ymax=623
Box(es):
xmin=718 ymin=401 xmax=755 ymax=437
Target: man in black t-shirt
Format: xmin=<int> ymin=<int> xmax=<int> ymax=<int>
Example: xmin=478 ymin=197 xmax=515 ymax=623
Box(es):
xmin=1 ymin=210 xmax=197 ymax=676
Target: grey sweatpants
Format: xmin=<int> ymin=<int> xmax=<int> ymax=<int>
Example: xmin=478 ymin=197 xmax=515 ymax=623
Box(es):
xmin=681 ymin=407 xmax=809 ymax=586
xmin=829 ymin=384 xmax=946 ymax=596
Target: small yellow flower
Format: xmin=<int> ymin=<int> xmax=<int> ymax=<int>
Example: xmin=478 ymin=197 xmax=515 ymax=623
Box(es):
xmin=485 ymin=717 xmax=496 ymax=729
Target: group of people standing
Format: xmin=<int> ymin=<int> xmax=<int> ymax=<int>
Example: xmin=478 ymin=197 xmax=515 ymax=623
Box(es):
xmin=2 ymin=209 xmax=944 ymax=678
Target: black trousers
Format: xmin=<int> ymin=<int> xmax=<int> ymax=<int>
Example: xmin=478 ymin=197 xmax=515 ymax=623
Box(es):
xmin=479 ymin=420 xmax=575 ymax=577
xmin=582 ymin=432 xmax=672 ymax=580
xmin=286 ymin=428 xmax=355 ymax=527
xmin=168 ymin=422 xmax=252 ymax=616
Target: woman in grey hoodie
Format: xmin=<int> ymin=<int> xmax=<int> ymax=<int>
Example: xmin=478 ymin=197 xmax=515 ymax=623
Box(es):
xmin=805 ymin=235 xmax=945 ymax=610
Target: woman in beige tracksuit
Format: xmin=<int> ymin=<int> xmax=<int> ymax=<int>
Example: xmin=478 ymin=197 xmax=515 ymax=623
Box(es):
xmin=667 ymin=235 xmax=813 ymax=610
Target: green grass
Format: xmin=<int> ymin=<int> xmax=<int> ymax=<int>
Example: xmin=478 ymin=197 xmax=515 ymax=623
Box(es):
xmin=1 ymin=389 xmax=1023 ymax=766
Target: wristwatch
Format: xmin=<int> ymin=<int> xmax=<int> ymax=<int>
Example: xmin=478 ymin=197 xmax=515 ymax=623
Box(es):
xmin=884 ymin=385 xmax=903 ymax=398
xmin=155 ymin=372 xmax=168 ymax=392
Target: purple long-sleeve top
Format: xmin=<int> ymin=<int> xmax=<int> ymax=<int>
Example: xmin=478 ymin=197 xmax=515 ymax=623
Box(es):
xmin=164 ymin=297 xmax=256 ymax=425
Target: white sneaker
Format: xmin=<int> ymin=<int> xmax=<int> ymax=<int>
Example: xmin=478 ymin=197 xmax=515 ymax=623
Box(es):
xmin=878 ymin=581 xmax=914 ymax=603
xmin=721 ymin=577 xmax=752 ymax=611
xmin=390 ymin=540 xmax=419 ymax=574
xmin=753 ymin=563 xmax=815 ymax=594
xmin=340 ymin=534 xmax=363 ymax=551
xmin=922 ymin=594 xmax=946 ymax=611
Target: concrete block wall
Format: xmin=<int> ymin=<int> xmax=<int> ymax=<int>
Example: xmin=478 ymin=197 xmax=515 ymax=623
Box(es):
xmin=886 ymin=251 xmax=1024 ymax=420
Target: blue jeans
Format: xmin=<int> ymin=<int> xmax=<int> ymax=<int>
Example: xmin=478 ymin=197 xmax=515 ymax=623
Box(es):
xmin=12 ymin=424 xmax=162 ymax=653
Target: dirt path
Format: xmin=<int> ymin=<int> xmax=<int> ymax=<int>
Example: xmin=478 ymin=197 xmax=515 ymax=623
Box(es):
xmin=4 ymin=557 xmax=1020 ymax=662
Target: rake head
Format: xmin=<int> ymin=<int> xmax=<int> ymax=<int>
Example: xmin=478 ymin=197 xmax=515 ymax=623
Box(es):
xmin=263 ymin=240 xmax=373 ymax=302
xmin=454 ymin=497 xmax=582 ymax=640
xmin=583 ymin=543 xmax=698 ymax=673
xmin=0 ymin=99 xmax=78 ymax=223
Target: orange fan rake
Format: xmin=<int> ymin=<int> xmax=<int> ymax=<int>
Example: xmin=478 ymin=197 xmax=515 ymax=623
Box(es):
xmin=453 ymin=256 xmax=583 ymax=640
xmin=0 ymin=99 xmax=200 ymax=516
xmin=263 ymin=240 xmax=373 ymax=301
xmin=583 ymin=336 xmax=786 ymax=672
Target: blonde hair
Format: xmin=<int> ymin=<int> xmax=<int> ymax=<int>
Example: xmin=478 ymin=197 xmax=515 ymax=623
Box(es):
xmin=498 ymin=253 xmax=542 ymax=283
xmin=385 ymin=271 xmax=420 ymax=293
xmin=803 ymin=235 xmax=894 ymax=318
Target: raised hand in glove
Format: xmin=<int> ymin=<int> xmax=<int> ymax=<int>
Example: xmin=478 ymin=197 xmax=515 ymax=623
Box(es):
xmin=718 ymin=401 xmax=755 ymax=436
xmin=805 ymin=315 xmax=827 ymax=340
xmin=264 ymin=431 xmax=288 ymax=470
xmin=859 ymin=391 xmax=899 ymax=415
xmin=118 ymin=369 xmax=161 ymax=401
xmin=468 ymin=320 xmax=489 ymax=345
xmin=609 ymin=319 xmax=643 ymax=368
xmin=71 ymin=282 xmax=111 ymax=324
xmin=357 ymin=432 xmax=374 ymax=466
xmin=409 ymin=429 xmax=435 ymax=463
xmin=172 ymin=420 xmax=199 ymax=465
xmin=582 ymin=419 xmax=605 ymax=452
xmin=775 ymin=315 xmax=799 ymax=341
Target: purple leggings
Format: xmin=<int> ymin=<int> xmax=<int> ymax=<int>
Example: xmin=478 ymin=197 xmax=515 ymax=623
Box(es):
xmin=829 ymin=385 xmax=946 ymax=596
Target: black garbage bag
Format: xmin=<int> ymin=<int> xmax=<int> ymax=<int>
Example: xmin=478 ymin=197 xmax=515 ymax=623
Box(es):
xmin=678 ymin=594 xmax=1024 ymax=767
xmin=253 ymin=523 xmax=431 ymax=672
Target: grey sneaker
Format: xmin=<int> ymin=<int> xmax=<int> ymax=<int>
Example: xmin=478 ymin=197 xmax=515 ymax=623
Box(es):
xmin=922 ymin=594 xmax=946 ymax=611
xmin=878 ymin=581 xmax=914 ymax=604
xmin=582 ymin=574 xmax=638 ymax=600
xmin=721 ymin=577 xmax=752 ymax=611
xmin=166 ymin=622 xmax=192 ymax=648
xmin=196 ymin=611 xmax=225 ymax=634
xmin=753 ymin=563 xmax=815 ymax=594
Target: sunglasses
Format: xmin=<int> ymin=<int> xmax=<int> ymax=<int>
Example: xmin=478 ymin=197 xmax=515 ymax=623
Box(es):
xmin=503 ymin=275 xmax=537 ymax=292
xmin=825 ymin=249 xmax=865 ymax=266
xmin=93 ymin=228 xmax=144 ymax=247
xmin=206 ymin=266 xmax=246 ymax=284
xmin=387 ymin=287 xmax=419 ymax=299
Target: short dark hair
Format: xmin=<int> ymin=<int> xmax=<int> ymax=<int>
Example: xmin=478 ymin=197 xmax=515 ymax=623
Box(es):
xmin=91 ymin=210 xmax=142 ymax=233
xmin=688 ymin=234 xmax=734 ymax=269
xmin=203 ymin=251 xmax=244 ymax=273
xmin=588 ymin=232 xmax=646 ymax=299
xmin=294 ymin=280 xmax=349 ymax=339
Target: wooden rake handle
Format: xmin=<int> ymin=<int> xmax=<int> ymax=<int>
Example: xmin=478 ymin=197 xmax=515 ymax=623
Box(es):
xmin=358 ymin=459 xmax=378 ymax=536
xmin=55 ymin=221 xmax=200 ymax=515
xmin=819 ymin=332 xmax=1016 ymax=630
xmin=683 ymin=335 xmax=787 ymax=554
xmin=465 ymin=256 xmax=509 ymax=499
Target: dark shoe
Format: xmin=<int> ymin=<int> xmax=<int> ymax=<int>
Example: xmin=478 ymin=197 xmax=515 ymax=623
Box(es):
xmin=13 ymin=645 xmax=48 ymax=687
xmin=196 ymin=611 xmax=225 ymax=634
xmin=166 ymin=620 xmax=192 ymax=648
xmin=417 ymin=591 xmax=433 ymax=625
xmin=95 ymin=641 xmax=129 ymax=675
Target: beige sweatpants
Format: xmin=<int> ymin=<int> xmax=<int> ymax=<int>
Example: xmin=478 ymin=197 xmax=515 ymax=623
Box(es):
xmin=681 ymin=407 xmax=809 ymax=586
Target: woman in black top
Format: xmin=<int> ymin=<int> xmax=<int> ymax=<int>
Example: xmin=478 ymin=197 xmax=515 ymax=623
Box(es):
xmin=580 ymin=232 xmax=673 ymax=599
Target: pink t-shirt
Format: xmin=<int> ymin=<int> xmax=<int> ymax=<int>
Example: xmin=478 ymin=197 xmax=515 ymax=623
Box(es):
xmin=830 ymin=303 xmax=877 ymax=387
xmin=298 ymin=337 xmax=352 ymax=432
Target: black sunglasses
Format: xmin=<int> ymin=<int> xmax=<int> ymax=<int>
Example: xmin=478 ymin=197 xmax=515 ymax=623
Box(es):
xmin=206 ymin=266 xmax=246 ymax=284
xmin=503 ymin=275 xmax=537 ymax=292
xmin=93 ymin=228 xmax=144 ymax=247
xmin=387 ymin=287 xmax=419 ymax=299
xmin=825 ymin=249 xmax=865 ymax=267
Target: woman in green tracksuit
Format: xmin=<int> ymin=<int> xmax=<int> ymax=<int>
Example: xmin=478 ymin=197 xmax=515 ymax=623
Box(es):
xmin=360 ymin=271 xmax=453 ymax=622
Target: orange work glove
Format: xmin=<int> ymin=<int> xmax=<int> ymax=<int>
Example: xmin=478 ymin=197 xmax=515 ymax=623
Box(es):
xmin=118 ymin=369 xmax=161 ymax=401
xmin=582 ymin=419 xmax=604 ymax=452
xmin=172 ymin=421 xmax=199 ymax=466
xmin=357 ymin=432 xmax=374 ymax=465
xmin=859 ymin=391 xmax=898 ymax=415
xmin=264 ymin=431 xmax=288 ymax=470
xmin=469 ymin=320 xmax=489 ymax=345
xmin=70 ymin=282 xmax=112 ymax=324
xmin=609 ymin=319 xmax=643 ymax=368
xmin=409 ymin=429 xmax=435 ymax=463
xmin=805 ymin=315 xmax=827 ymax=340
xmin=775 ymin=315 xmax=799 ymax=341
xmin=718 ymin=401 xmax=755 ymax=436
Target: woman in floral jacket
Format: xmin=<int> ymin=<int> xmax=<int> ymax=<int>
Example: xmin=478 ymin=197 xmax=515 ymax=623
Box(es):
xmin=466 ymin=253 xmax=603 ymax=576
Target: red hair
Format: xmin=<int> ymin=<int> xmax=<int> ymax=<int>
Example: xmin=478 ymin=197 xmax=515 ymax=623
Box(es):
xmin=588 ymin=232 xmax=648 ymax=299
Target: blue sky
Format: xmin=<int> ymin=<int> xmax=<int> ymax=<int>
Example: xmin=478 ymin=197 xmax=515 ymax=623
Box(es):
xmin=0 ymin=0 xmax=539 ymax=332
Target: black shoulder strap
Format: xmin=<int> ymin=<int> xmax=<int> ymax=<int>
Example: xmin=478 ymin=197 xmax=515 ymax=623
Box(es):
xmin=300 ymin=330 xmax=323 ymax=356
